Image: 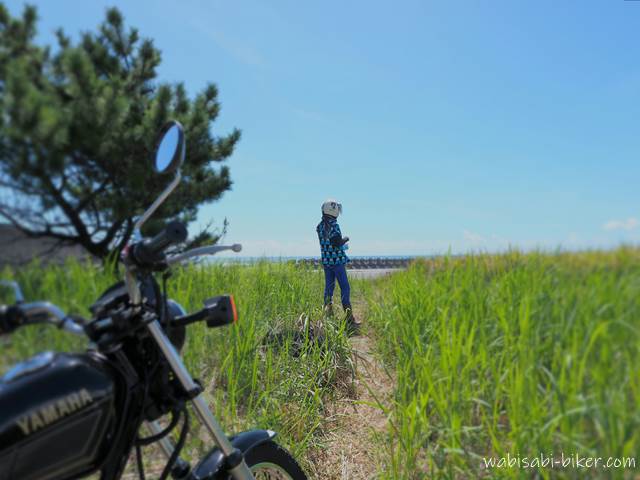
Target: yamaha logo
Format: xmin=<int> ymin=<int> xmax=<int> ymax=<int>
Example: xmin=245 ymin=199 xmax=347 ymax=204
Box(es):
xmin=16 ymin=389 xmax=94 ymax=435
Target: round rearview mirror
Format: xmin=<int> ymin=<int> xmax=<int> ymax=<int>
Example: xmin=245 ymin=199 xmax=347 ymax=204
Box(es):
xmin=154 ymin=121 xmax=185 ymax=174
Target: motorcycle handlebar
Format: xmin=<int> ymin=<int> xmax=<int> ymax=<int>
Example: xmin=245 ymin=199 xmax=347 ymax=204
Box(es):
xmin=0 ymin=302 xmax=86 ymax=336
xmin=132 ymin=221 xmax=188 ymax=267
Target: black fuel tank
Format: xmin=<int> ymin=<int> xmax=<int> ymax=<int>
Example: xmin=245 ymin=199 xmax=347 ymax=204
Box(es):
xmin=0 ymin=351 xmax=116 ymax=480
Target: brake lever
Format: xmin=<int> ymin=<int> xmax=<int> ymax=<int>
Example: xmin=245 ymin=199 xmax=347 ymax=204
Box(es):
xmin=166 ymin=244 xmax=242 ymax=266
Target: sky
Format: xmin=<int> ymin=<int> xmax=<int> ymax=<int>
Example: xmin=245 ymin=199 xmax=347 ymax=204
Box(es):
xmin=6 ymin=0 xmax=640 ymax=257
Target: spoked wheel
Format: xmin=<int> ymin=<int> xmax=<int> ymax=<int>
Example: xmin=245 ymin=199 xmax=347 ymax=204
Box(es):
xmin=244 ymin=440 xmax=307 ymax=480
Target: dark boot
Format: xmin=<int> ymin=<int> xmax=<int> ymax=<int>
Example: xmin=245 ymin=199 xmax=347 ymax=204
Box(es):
xmin=343 ymin=307 xmax=361 ymax=334
xmin=323 ymin=303 xmax=333 ymax=317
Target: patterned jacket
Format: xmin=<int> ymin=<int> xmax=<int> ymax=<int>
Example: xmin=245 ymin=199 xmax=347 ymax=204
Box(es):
xmin=316 ymin=215 xmax=349 ymax=266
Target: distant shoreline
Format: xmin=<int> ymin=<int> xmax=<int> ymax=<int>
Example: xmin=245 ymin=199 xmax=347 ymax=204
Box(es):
xmin=208 ymin=256 xmax=418 ymax=270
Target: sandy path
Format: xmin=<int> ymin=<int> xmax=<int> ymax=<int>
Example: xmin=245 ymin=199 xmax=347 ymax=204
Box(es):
xmin=119 ymin=296 xmax=395 ymax=480
xmin=347 ymin=269 xmax=403 ymax=280
xmin=307 ymin=300 xmax=394 ymax=479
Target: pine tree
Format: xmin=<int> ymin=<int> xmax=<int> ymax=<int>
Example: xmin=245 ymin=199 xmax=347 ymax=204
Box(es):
xmin=0 ymin=4 xmax=240 ymax=260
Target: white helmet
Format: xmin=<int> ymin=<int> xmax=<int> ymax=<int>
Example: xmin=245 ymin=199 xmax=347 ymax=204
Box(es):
xmin=322 ymin=198 xmax=342 ymax=217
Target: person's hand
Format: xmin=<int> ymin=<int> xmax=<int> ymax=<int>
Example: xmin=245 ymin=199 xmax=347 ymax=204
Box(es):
xmin=343 ymin=236 xmax=349 ymax=243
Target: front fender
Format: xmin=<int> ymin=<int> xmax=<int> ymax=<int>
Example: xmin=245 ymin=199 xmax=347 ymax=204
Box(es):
xmin=188 ymin=429 xmax=277 ymax=479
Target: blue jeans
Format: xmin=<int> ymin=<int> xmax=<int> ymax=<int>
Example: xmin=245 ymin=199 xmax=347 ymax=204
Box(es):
xmin=323 ymin=264 xmax=351 ymax=309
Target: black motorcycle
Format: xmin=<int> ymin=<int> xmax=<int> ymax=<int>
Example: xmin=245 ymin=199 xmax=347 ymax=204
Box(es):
xmin=0 ymin=121 xmax=307 ymax=480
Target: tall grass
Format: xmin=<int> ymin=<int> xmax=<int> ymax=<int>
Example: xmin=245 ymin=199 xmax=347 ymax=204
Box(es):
xmin=367 ymin=249 xmax=640 ymax=479
xmin=6 ymin=250 xmax=636 ymax=478
xmin=0 ymin=259 xmax=355 ymax=473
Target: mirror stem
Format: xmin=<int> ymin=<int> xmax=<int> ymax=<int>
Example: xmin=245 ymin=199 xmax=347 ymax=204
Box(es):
xmin=134 ymin=171 xmax=182 ymax=233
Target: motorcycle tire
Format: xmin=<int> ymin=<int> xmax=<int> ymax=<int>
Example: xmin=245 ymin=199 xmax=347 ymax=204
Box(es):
xmin=243 ymin=440 xmax=307 ymax=479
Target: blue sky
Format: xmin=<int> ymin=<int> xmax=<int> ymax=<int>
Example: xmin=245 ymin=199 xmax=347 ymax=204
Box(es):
xmin=7 ymin=0 xmax=640 ymax=256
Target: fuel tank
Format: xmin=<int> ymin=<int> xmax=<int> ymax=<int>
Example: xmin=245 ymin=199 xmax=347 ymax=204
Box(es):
xmin=0 ymin=351 xmax=117 ymax=480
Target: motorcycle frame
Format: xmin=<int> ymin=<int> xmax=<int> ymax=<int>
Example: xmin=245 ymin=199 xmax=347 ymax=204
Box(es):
xmin=2 ymin=120 xmax=260 ymax=480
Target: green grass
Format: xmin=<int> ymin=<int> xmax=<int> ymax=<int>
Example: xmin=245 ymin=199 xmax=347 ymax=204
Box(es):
xmin=3 ymin=250 xmax=639 ymax=479
xmin=366 ymin=248 xmax=640 ymax=479
xmin=0 ymin=260 xmax=356 ymax=474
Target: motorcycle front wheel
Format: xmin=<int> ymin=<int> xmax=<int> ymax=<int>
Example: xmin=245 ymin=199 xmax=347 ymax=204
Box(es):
xmin=244 ymin=440 xmax=307 ymax=480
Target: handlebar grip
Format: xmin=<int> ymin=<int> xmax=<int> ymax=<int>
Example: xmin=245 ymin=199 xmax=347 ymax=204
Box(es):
xmin=0 ymin=305 xmax=24 ymax=335
xmin=132 ymin=221 xmax=188 ymax=267
xmin=147 ymin=221 xmax=188 ymax=253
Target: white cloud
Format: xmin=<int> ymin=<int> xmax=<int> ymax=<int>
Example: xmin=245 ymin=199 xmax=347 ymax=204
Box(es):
xmin=463 ymin=230 xmax=486 ymax=244
xmin=603 ymin=218 xmax=639 ymax=231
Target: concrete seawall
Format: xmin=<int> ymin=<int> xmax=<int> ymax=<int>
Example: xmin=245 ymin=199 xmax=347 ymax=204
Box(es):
xmin=295 ymin=257 xmax=414 ymax=270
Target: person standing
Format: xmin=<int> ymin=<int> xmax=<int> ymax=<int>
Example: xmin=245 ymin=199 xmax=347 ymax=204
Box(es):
xmin=316 ymin=199 xmax=359 ymax=330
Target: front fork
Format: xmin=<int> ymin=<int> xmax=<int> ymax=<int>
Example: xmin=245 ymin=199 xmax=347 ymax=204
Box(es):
xmin=146 ymin=320 xmax=255 ymax=480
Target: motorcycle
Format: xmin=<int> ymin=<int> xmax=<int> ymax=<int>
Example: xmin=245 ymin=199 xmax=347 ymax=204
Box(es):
xmin=0 ymin=121 xmax=307 ymax=480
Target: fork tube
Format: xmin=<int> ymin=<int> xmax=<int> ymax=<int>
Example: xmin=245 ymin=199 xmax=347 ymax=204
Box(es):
xmin=146 ymin=320 xmax=255 ymax=480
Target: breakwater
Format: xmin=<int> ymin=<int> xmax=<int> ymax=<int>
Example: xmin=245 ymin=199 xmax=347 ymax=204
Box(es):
xmin=294 ymin=257 xmax=415 ymax=269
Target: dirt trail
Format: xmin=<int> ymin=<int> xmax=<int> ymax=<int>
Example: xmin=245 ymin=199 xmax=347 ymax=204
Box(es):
xmin=120 ymin=301 xmax=395 ymax=480
xmin=308 ymin=300 xmax=395 ymax=480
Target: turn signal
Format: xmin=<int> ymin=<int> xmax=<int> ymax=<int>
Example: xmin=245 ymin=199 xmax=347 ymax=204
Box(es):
xmin=204 ymin=295 xmax=237 ymax=328
xmin=229 ymin=295 xmax=238 ymax=323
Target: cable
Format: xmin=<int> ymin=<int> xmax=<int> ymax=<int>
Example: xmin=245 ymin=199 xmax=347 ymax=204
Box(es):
xmin=135 ymin=442 xmax=146 ymax=480
xmin=159 ymin=407 xmax=190 ymax=480
xmin=136 ymin=407 xmax=181 ymax=446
